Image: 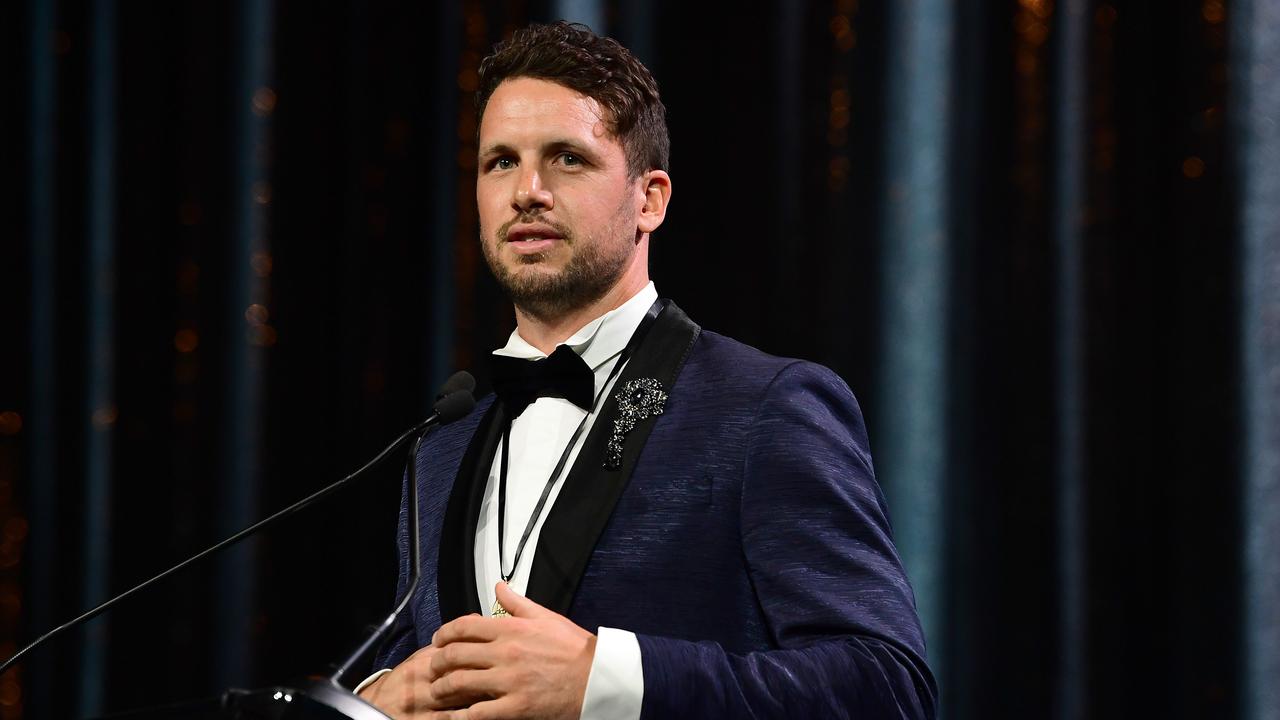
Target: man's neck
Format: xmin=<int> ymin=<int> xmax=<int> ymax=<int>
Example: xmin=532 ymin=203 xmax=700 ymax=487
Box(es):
xmin=514 ymin=275 xmax=648 ymax=355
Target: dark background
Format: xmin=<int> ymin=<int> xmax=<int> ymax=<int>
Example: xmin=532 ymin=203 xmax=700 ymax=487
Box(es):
xmin=2 ymin=1 xmax=1278 ymax=718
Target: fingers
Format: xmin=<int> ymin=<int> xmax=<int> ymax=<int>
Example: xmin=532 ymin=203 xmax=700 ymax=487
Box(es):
xmin=399 ymin=644 xmax=443 ymax=684
xmin=422 ymin=711 xmax=470 ymax=720
xmin=430 ymin=667 xmax=504 ymax=708
xmin=370 ymin=674 xmax=470 ymax=717
xmin=408 ymin=589 xmax=586 ymax=719
xmin=362 ymin=647 xmax=460 ymax=716
xmin=422 ymin=695 xmax=517 ymax=720
xmin=430 ymin=640 xmax=496 ymax=677
xmin=493 ymin=581 xmax=548 ymax=619
xmin=433 ymin=613 xmax=502 ymax=647
xmin=452 ymin=696 xmax=518 ymax=720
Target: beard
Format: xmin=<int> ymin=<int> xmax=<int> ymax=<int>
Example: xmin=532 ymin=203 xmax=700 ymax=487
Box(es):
xmin=481 ymin=212 xmax=635 ymax=321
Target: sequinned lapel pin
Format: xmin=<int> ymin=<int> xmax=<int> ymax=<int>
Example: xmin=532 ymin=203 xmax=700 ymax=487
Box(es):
xmin=604 ymin=378 xmax=668 ymax=470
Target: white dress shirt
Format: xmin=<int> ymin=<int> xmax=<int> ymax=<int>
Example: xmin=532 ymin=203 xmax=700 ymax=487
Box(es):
xmin=359 ymin=283 xmax=652 ymax=720
xmin=477 ymin=282 xmax=653 ymax=720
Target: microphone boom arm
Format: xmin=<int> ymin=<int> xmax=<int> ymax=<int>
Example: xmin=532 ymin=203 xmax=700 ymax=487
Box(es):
xmin=326 ymin=425 xmax=428 ymax=687
xmin=0 ymin=400 xmax=457 ymax=677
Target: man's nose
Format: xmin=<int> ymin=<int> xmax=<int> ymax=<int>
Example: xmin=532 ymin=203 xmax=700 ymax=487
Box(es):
xmin=513 ymin=168 xmax=553 ymax=212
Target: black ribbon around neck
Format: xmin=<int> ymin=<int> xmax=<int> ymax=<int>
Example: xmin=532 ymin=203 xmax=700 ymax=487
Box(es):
xmin=494 ymin=298 xmax=664 ymax=586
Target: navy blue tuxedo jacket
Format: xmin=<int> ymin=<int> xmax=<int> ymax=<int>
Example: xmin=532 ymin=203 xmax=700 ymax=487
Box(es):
xmin=374 ymin=302 xmax=937 ymax=718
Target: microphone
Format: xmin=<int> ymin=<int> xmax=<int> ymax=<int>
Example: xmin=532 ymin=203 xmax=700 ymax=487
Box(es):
xmin=433 ymin=388 xmax=477 ymax=424
xmin=437 ymin=369 xmax=477 ymax=401
xmin=0 ymin=371 xmax=477 ymax=678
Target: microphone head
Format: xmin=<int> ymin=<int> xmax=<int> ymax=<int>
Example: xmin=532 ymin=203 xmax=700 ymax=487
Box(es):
xmin=436 ymin=371 xmax=477 ymax=400
xmin=433 ymin=389 xmax=476 ymax=424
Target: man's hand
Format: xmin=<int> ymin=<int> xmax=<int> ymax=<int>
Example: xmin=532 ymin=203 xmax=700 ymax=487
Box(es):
xmin=425 ymin=581 xmax=598 ymax=720
xmin=359 ymin=644 xmax=467 ymax=718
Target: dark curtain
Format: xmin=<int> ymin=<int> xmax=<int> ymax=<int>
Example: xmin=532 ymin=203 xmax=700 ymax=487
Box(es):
xmin=2 ymin=1 xmax=1276 ymax=718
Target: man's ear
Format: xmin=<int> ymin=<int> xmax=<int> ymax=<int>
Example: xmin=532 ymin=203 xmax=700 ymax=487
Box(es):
xmin=637 ymin=170 xmax=672 ymax=234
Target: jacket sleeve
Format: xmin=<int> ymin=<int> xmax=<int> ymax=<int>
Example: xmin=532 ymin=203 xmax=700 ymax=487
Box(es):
xmin=370 ymin=468 xmax=418 ymax=672
xmin=635 ymin=361 xmax=937 ymax=719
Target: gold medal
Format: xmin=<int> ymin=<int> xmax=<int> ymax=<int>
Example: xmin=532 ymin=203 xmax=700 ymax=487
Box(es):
xmin=491 ymin=599 xmax=509 ymax=617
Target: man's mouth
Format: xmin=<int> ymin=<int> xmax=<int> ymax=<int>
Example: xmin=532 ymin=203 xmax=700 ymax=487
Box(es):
xmin=505 ymin=224 xmax=564 ymax=243
xmin=504 ymin=224 xmax=565 ymax=254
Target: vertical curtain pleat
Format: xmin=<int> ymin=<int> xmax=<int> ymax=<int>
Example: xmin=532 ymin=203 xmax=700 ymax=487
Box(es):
xmin=214 ymin=0 xmax=274 ymax=689
xmin=769 ymin=2 xmax=804 ymax=348
xmin=553 ymin=0 xmax=605 ymax=33
xmin=878 ymin=0 xmax=953 ymax=688
xmin=615 ymin=0 xmax=655 ymax=68
xmin=427 ymin=4 xmax=463 ymax=403
xmin=1050 ymin=1 xmax=1089 ymax=718
xmin=1232 ymin=2 xmax=1280 ymax=718
xmin=76 ymin=0 xmax=117 ymax=715
xmin=24 ymin=0 xmax=59 ymax=714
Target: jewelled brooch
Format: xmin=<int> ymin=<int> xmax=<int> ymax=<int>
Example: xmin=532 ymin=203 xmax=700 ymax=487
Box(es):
xmin=604 ymin=378 xmax=668 ymax=470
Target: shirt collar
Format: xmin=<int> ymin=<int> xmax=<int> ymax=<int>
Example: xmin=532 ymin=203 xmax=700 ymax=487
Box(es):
xmin=492 ymin=282 xmax=659 ymax=371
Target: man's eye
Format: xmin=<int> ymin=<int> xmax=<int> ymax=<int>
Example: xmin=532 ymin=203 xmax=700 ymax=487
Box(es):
xmin=493 ymin=157 xmax=516 ymax=170
xmin=559 ymin=152 xmax=582 ymax=166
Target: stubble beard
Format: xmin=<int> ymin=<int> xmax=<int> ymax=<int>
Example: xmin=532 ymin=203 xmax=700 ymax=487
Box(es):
xmin=481 ymin=214 xmax=636 ymax=322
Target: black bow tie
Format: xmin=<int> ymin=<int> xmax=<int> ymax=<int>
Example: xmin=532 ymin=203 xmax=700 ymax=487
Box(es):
xmin=490 ymin=345 xmax=595 ymax=419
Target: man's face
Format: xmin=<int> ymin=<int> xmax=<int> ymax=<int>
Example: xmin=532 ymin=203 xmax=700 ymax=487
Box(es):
xmin=477 ymin=77 xmax=646 ymax=319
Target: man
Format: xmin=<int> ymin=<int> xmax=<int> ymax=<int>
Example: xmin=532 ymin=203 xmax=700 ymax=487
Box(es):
xmin=359 ymin=21 xmax=936 ymax=720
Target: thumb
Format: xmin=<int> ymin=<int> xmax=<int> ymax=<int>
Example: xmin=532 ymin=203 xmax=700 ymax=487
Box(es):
xmin=494 ymin=581 xmax=548 ymax=618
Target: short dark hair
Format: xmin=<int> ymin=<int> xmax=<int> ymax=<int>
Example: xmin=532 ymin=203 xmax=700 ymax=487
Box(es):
xmin=476 ymin=22 xmax=669 ymax=178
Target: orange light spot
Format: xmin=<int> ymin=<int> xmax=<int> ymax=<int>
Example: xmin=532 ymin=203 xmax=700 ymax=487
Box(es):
xmin=245 ymin=304 xmax=269 ymax=326
xmin=251 ymin=252 xmax=273 ymax=278
xmin=1202 ymin=0 xmax=1224 ymax=24
xmin=4 ymin=518 xmax=28 ymax=542
xmin=252 ymin=86 xmax=277 ymax=116
xmin=91 ymin=406 xmax=118 ymax=429
xmin=0 ymin=412 xmax=21 ymax=436
xmin=249 ymin=325 xmax=278 ymax=348
xmin=0 ymin=677 xmax=20 ymax=705
xmin=252 ymin=181 xmax=272 ymax=205
xmin=174 ymin=328 xmax=199 ymax=353
xmin=1095 ymin=5 xmax=1118 ymax=27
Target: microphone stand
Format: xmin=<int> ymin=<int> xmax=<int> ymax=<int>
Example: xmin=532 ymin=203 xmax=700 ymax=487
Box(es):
xmin=293 ymin=428 xmax=432 ymax=720
xmin=4 ymin=373 xmax=475 ymax=720
xmin=228 ymin=407 xmax=450 ymax=720
xmin=0 ymin=415 xmax=436 ymax=679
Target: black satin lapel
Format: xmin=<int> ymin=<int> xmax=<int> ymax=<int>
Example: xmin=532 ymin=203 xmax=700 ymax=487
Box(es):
xmin=438 ymin=398 xmax=506 ymax=622
xmin=526 ymin=301 xmax=701 ymax=616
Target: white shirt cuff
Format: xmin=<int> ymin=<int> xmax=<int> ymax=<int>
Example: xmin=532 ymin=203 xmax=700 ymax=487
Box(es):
xmin=579 ymin=627 xmax=644 ymax=720
xmin=354 ymin=667 xmax=393 ymax=695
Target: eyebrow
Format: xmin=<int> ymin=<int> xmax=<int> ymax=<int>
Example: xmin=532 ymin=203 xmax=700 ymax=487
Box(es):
xmin=478 ymin=138 xmax=594 ymax=159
